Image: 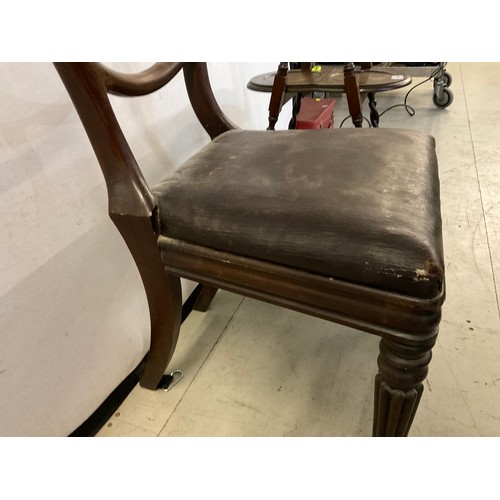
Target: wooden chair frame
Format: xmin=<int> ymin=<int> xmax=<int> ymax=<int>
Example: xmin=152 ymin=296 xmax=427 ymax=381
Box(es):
xmin=55 ymin=62 xmax=444 ymax=436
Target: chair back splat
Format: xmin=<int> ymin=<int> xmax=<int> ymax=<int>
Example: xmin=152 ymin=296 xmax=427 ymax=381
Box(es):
xmin=55 ymin=62 xmax=445 ymax=436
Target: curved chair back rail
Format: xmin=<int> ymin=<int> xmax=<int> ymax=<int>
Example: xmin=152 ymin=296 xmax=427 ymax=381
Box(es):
xmin=55 ymin=62 xmax=445 ymax=436
xmin=102 ymin=62 xmax=184 ymax=96
xmin=54 ymin=63 xmax=235 ymax=217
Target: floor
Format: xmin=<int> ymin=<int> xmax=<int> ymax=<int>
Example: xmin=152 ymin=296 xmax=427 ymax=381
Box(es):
xmin=97 ymin=63 xmax=500 ymax=437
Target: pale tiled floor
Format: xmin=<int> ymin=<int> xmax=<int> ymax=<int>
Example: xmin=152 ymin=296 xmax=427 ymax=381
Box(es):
xmin=97 ymin=63 xmax=500 ymax=437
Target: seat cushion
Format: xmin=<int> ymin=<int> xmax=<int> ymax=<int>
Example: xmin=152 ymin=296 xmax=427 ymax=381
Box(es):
xmin=153 ymin=128 xmax=444 ymax=299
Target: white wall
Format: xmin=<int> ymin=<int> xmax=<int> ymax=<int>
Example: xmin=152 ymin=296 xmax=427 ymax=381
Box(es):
xmin=0 ymin=62 xmax=289 ymax=436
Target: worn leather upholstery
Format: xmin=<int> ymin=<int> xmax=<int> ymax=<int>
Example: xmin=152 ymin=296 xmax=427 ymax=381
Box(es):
xmin=153 ymin=128 xmax=444 ymax=299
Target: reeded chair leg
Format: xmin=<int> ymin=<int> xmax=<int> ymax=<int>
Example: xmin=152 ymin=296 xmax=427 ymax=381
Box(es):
xmin=373 ymin=331 xmax=438 ymax=436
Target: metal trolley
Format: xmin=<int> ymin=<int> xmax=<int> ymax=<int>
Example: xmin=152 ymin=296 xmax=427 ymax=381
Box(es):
xmin=387 ymin=62 xmax=454 ymax=108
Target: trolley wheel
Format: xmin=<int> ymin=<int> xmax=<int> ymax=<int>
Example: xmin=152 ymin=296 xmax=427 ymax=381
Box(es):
xmin=433 ymin=87 xmax=454 ymax=108
xmin=442 ymin=71 xmax=452 ymax=87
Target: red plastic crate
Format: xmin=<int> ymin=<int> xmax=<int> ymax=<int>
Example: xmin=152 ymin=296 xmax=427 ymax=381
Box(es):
xmin=295 ymin=97 xmax=336 ymax=129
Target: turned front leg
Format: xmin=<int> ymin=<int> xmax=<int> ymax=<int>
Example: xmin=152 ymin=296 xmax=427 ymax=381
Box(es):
xmin=373 ymin=332 xmax=437 ymax=436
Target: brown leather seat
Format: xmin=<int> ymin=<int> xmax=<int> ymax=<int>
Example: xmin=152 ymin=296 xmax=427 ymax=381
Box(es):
xmin=154 ymin=128 xmax=443 ymax=299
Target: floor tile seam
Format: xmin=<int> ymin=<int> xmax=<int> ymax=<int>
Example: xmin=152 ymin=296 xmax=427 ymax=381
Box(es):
xmin=157 ymin=295 xmax=246 ymax=436
xmin=440 ymin=64 xmax=490 ymax=435
xmin=107 ymin=408 xmax=168 ymax=436
xmin=461 ymin=63 xmax=500 ymax=321
xmin=436 ymin=340 xmax=482 ymax=436
xmin=99 ymin=419 xmax=158 ymax=437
